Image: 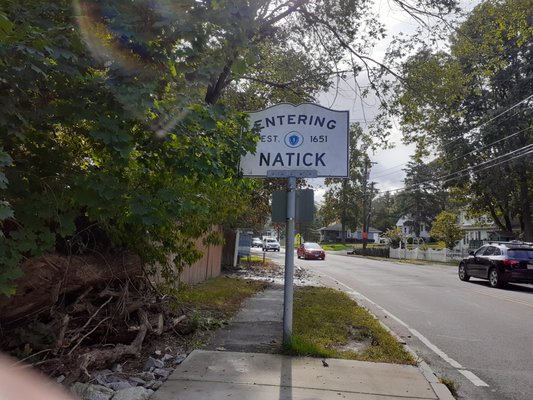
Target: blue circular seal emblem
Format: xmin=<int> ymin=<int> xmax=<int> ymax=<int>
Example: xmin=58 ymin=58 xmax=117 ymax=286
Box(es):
xmin=284 ymin=131 xmax=304 ymax=148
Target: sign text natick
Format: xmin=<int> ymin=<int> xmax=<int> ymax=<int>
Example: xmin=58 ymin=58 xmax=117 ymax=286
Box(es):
xmin=240 ymin=103 xmax=349 ymax=177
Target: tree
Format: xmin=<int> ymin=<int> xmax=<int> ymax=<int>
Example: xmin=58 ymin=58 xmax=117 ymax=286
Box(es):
xmin=0 ymin=0 xmax=463 ymax=294
xmin=390 ymin=0 xmax=533 ymax=240
xmin=321 ymin=125 xmax=368 ymax=242
xmin=0 ymin=1 xmax=257 ymax=294
xmin=371 ymin=192 xmax=400 ymax=233
xmin=394 ymin=150 xmax=448 ymax=237
xmin=384 ymin=226 xmax=403 ymax=248
xmin=430 ymin=211 xmax=464 ymax=250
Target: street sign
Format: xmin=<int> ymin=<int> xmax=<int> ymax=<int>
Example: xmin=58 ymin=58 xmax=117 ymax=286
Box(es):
xmin=271 ymin=189 xmax=314 ymax=223
xmin=241 ymin=103 xmax=349 ymax=177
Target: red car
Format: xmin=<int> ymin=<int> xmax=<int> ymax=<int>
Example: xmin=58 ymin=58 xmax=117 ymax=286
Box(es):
xmin=297 ymin=242 xmax=326 ymax=260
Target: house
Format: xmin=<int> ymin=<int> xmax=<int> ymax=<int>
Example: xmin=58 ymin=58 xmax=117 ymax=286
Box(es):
xmin=456 ymin=211 xmax=517 ymax=250
xmin=352 ymin=227 xmax=381 ymax=243
xmin=319 ymin=223 xmax=353 ymax=242
xmin=396 ymin=215 xmax=431 ymax=240
xmin=318 ymin=223 xmax=381 ymax=243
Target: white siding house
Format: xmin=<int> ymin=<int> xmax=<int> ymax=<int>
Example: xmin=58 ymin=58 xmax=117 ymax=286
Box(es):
xmin=395 ymin=215 xmax=431 ymax=240
xmin=352 ymin=227 xmax=381 ymax=242
xmin=456 ymin=211 xmax=517 ymax=250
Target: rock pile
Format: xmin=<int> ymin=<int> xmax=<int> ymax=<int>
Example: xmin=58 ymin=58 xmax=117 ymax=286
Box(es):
xmin=68 ymin=352 xmax=187 ymax=400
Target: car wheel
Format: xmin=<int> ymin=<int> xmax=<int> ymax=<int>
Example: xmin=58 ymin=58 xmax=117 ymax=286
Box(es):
xmin=458 ymin=263 xmax=470 ymax=281
xmin=489 ymin=267 xmax=503 ymax=288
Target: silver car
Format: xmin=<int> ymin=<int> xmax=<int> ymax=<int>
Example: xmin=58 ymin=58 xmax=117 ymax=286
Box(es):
xmin=262 ymin=238 xmax=280 ymax=252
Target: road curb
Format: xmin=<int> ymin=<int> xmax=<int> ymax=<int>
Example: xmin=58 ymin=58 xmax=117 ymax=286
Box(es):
xmin=377 ymin=320 xmax=456 ymax=400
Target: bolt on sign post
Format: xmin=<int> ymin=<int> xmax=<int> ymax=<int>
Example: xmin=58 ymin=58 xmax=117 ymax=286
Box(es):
xmin=241 ymin=103 xmax=349 ymax=345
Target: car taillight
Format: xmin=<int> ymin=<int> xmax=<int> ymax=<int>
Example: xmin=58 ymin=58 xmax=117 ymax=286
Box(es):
xmin=502 ymin=259 xmax=520 ymax=268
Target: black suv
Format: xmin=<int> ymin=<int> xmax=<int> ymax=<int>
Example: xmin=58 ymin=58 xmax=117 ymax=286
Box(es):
xmin=459 ymin=241 xmax=533 ymax=288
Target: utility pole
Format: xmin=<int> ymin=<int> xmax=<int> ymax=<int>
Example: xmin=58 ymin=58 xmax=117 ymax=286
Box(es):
xmin=366 ymin=182 xmax=376 ymax=246
xmin=362 ymin=160 xmax=377 ymax=254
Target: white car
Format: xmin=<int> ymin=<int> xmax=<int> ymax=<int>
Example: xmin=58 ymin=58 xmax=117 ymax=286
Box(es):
xmin=262 ymin=238 xmax=280 ymax=252
xmin=251 ymin=237 xmax=263 ymax=247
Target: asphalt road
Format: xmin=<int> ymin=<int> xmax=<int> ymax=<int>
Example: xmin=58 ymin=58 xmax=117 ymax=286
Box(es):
xmin=257 ymin=248 xmax=533 ymax=400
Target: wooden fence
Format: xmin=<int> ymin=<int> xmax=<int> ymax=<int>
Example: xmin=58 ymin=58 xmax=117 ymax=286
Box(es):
xmin=179 ymin=235 xmax=223 ymax=285
xmin=152 ymin=227 xmax=226 ymax=287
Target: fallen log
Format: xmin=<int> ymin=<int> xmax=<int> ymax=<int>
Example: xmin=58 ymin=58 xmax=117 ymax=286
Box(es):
xmin=77 ymin=309 xmax=150 ymax=379
xmin=0 ymin=252 xmax=142 ymax=325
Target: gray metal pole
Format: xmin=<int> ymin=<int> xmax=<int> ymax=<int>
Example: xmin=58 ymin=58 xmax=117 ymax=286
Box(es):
xmin=283 ymin=176 xmax=296 ymax=346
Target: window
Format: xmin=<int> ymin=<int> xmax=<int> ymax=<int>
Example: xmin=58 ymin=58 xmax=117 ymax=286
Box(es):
xmin=475 ymin=247 xmax=487 ymax=257
xmin=483 ymin=246 xmax=496 ymax=256
xmin=508 ymin=249 xmax=533 ymax=259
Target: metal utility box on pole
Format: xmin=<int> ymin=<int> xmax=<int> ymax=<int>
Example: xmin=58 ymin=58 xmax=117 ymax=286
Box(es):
xmin=240 ymin=103 xmax=349 ymax=346
xmin=271 ymin=189 xmax=314 ymax=224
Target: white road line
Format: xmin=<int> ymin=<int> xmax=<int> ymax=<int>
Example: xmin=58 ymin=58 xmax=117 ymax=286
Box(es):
xmin=410 ymin=329 xmax=463 ymax=369
xmin=459 ymin=370 xmax=490 ymax=387
xmin=320 ymin=272 xmax=490 ymax=388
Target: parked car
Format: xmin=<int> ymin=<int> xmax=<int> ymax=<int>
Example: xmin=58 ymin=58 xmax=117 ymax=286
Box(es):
xmin=458 ymin=241 xmax=533 ymax=288
xmin=297 ymin=242 xmax=326 ymax=260
xmin=263 ymin=238 xmax=280 ymax=252
xmin=251 ymin=237 xmax=262 ymax=248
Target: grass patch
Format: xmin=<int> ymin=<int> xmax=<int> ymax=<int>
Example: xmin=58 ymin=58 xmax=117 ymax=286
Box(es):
xmin=238 ymin=255 xmax=278 ymax=270
xmin=240 ymin=255 xmax=267 ymax=263
xmin=321 ymin=243 xmax=388 ymax=251
xmin=285 ymin=286 xmax=415 ymax=365
xmin=320 ymin=243 xmax=353 ymax=251
xmin=174 ymin=276 xmax=269 ymax=315
xmin=170 ymin=277 xmax=269 ymax=346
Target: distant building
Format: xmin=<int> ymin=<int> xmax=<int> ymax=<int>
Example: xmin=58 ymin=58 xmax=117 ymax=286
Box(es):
xmin=261 ymin=229 xmax=278 ymax=240
xmin=352 ymin=227 xmax=381 ymax=243
xmin=319 ymin=223 xmax=351 ymax=242
xmin=318 ymin=223 xmax=381 ymax=243
xmin=395 ymin=214 xmax=431 ymax=240
xmin=457 ymin=211 xmax=517 ymax=250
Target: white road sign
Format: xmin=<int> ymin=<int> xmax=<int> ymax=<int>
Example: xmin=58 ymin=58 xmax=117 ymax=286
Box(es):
xmin=240 ymin=103 xmax=349 ymax=177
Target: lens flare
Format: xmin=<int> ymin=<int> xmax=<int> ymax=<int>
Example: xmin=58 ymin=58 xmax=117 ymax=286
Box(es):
xmin=72 ymin=0 xmax=192 ymax=138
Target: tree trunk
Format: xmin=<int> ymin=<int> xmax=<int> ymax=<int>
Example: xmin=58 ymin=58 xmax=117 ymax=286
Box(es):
xmin=0 ymin=252 xmax=142 ymax=325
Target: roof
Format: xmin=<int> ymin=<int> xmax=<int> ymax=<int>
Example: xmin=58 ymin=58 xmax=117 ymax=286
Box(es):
xmin=319 ymin=223 xmax=343 ymax=232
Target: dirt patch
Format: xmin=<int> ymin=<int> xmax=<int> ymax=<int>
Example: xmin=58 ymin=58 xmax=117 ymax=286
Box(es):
xmin=227 ymin=259 xmax=317 ymax=286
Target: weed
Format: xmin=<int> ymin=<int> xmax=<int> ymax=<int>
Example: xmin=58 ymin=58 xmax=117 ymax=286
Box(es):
xmin=439 ymin=376 xmax=459 ymax=397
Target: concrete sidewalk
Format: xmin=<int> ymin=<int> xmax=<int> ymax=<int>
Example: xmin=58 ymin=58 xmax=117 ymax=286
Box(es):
xmin=152 ymin=285 xmax=454 ymax=400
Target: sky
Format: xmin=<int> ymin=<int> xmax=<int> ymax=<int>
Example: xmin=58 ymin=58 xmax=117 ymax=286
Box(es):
xmin=312 ymin=0 xmax=480 ymax=202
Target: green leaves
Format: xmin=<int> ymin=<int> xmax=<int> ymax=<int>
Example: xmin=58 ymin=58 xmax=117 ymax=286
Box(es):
xmin=0 ymin=148 xmax=13 ymax=191
xmin=0 ymin=11 xmax=14 ymax=42
xmin=0 ymin=201 xmax=14 ymax=220
xmin=430 ymin=211 xmax=463 ymax=250
xmin=391 ymin=0 xmax=533 ymax=240
xmin=0 ymin=0 xmax=263 ymax=295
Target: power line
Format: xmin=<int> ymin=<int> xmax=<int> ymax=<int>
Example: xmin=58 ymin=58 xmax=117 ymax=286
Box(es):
xmin=374 ymin=98 xmax=533 ymax=179
xmin=442 ymin=93 xmax=533 ymax=149
xmin=436 ymin=144 xmax=533 ymax=186
xmin=382 ymin=142 xmax=533 ymax=194
xmin=443 ymin=126 xmax=533 ymax=166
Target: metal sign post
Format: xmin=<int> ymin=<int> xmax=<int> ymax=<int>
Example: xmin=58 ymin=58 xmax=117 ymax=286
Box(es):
xmin=268 ymin=169 xmax=317 ymax=345
xmin=283 ymin=175 xmax=296 ymax=344
xmin=242 ymin=103 xmax=349 ymax=346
